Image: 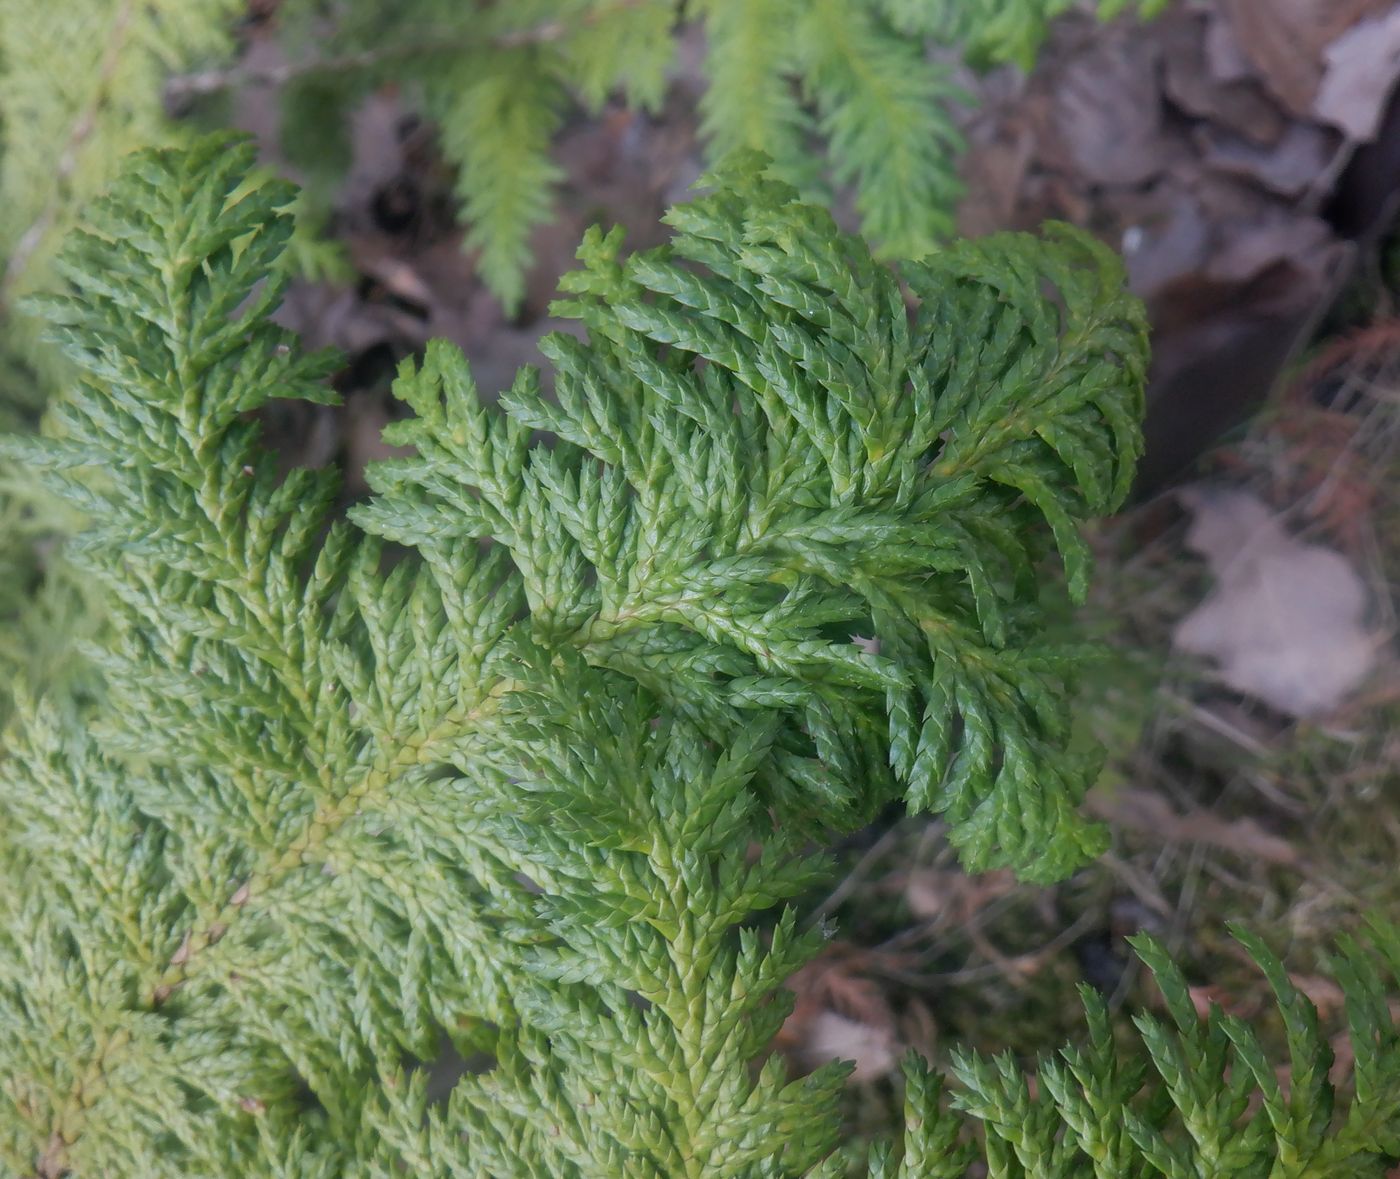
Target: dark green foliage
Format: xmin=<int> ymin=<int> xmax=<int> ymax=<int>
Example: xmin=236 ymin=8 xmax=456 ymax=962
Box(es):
xmin=1 ymin=137 xmax=1396 ymax=1178
xmin=355 ymin=149 xmax=1149 ymax=880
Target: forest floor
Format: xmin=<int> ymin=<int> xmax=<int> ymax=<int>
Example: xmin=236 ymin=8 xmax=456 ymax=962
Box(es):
xmin=218 ymin=0 xmax=1400 ymax=1141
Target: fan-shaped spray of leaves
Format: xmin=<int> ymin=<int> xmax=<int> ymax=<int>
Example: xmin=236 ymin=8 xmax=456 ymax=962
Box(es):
xmin=3 ymin=138 xmax=1396 ymax=1178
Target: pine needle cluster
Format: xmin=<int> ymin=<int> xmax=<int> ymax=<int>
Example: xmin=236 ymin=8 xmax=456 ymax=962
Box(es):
xmin=3 ymin=137 xmax=1400 ymax=1178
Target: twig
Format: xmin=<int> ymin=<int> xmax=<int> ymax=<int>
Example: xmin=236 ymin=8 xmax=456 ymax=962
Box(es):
xmin=877 ymin=908 xmax=1102 ymax=988
xmin=802 ymin=825 xmax=901 ymax=931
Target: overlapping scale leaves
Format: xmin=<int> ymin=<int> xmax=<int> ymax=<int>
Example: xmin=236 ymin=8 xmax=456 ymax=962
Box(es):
xmin=358 ymin=152 xmax=1149 ymax=882
xmin=1 ymin=139 xmax=534 ymax=1176
xmin=6 ymin=131 xmax=1400 ymax=1179
xmin=0 ymin=132 xmax=1138 ymax=1176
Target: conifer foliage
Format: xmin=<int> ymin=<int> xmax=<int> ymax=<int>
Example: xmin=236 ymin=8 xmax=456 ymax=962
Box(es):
xmin=0 ymin=0 xmax=240 ymax=730
xmin=0 ymin=0 xmax=238 ymax=385
xmin=4 ymin=138 xmax=1400 ymax=1177
xmin=274 ymin=0 xmax=1167 ymax=308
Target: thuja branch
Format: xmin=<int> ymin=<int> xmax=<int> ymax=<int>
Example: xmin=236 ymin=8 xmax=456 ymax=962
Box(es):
xmin=0 ymin=136 xmax=1141 ymax=1177
xmin=6 ymin=131 xmax=1400 ymax=1179
xmin=18 ymin=140 xmax=1149 ymax=1014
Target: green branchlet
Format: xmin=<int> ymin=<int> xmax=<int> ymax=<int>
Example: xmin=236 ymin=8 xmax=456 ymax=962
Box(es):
xmin=0 ymin=0 xmax=243 ymax=732
xmin=2 ymin=138 xmax=1398 ymax=1178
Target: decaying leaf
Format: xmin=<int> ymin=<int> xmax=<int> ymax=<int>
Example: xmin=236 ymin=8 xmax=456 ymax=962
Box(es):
xmin=778 ymin=943 xmax=901 ymax=1081
xmin=1050 ymin=27 xmax=1164 ymax=186
xmin=1173 ymin=485 xmax=1378 ymax=717
xmin=1162 ymin=12 xmax=1287 ymax=144
xmin=1221 ymin=0 xmax=1389 ymax=116
xmin=1197 ymin=123 xmax=1341 ymax=198
xmin=798 ymin=1011 xmax=898 ymax=1080
xmin=1314 ymin=6 xmax=1400 ymax=141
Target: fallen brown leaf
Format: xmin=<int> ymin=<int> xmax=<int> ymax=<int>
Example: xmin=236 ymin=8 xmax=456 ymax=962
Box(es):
xmin=1174 ymin=485 xmax=1378 ymax=717
xmin=798 ymin=1011 xmax=898 ymax=1080
xmin=1314 ymin=6 xmax=1400 ymax=141
xmin=1288 ymin=972 xmax=1347 ymax=1018
xmin=1189 ymin=982 xmax=1246 ymax=1019
xmin=957 ymin=128 xmax=1035 ymax=238
xmin=1204 ymin=215 xmax=1337 ymax=285
xmin=1197 ymin=122 xmax=1341 ymax=198
xmin=1162 ymin=11 xmax=1287 ymax=144
xmin=1222 ymin=0 xmax=1388 ymax=116
xmin=1050 ymin=27 xmax=1165 ymax=186
xmin=901 ymin=868 xmax=1018 ymax=924
xmin=777 ymin=943 xmax=902 ymax=1081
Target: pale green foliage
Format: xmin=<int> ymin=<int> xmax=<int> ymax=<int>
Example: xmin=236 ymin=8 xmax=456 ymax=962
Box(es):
xmin=0 ymin=0 xmax=240 ymax=728
xmin=428 ymin=48 xmax=568 ymax=309
xmin=274 ymin=0 xmax=1165 ymax=308
xmin=3 ymin=139 xmax=1398 ymax=1179
xmin=0 ymin=483 xmax=99 ymax=732
xmin=0 ymin=0 xmax=339 ymax=397
xmin=0 ymin=0 xmax=1165 ymax=318
xmin=0 ymin=0 xmax=237 ymax=379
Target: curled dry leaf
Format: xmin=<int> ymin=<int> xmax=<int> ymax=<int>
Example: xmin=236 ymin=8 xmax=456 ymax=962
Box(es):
xmin=777 ymin=943 xmax=901 ymax=1081
xmin=1174 ymin=485 xmax=1379 ymax=717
